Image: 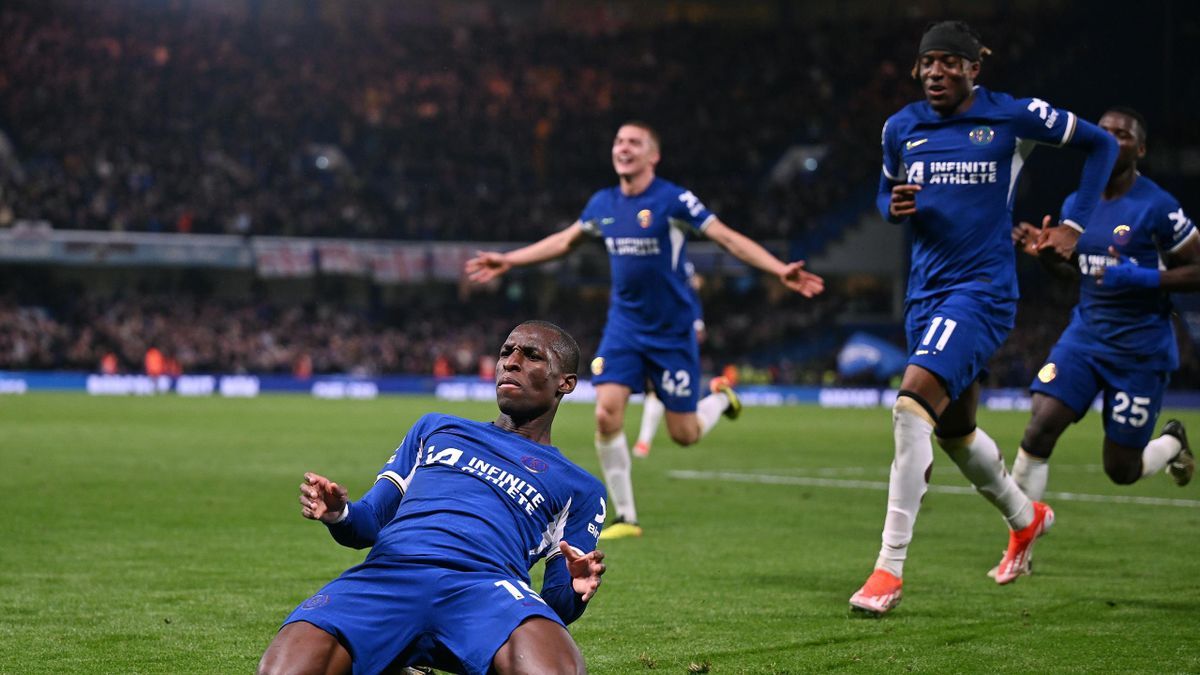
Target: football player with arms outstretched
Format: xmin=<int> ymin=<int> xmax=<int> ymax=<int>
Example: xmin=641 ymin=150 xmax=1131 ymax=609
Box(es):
xmin=467 ymin=122 xmax=823 ymax=539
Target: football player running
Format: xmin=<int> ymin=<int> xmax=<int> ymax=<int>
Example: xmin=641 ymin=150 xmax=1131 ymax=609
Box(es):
xmin=850 ymin=20 xmax=1118 ymax=615
xmin=999 ymin=107 xmax=1199 ymax=578
xmin=466 ymin=122 xmax=823 ymax=539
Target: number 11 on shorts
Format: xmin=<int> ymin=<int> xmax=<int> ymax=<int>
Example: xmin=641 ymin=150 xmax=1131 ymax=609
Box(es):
xmin=494 ymin=579 xmax=546 ymax=604
xmin=921 ymin=316 xmax=958 ymax=352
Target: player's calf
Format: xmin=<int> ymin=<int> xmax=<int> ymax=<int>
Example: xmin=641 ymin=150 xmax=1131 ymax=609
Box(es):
xmin=1161 ymin=419 xmax=1195 ymax=487
xmin=1102 ymin=447 xmax=1144 ymax=485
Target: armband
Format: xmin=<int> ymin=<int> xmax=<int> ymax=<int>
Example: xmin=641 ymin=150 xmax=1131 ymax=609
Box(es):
xmin=1103 ymin=263 xmax=1160 ymax=289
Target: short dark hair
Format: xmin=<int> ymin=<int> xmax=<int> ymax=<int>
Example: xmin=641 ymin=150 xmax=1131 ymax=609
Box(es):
xmin=1104 ymin=106 xmax=1148 ymax=144
xmin=517 ymin=320 xmax=580 ymax=374
xmin=620 ymin=120 xmax=661 ymax=150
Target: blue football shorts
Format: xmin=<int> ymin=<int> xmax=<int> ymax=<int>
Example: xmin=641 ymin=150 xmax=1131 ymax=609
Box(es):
xmin=1030 ymin=341 xmax=1169 ymax=448
xmin=280 ymin=557 xmax=564 ymax=675
xmin=904 ymin=291 xmax=1016 ymax=401
xmin=590 ymin=328 xmax=700 ymax=413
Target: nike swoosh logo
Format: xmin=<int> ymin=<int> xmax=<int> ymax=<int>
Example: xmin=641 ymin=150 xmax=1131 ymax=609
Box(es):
xmin=905 ymin=138 xmax=929 ymax=150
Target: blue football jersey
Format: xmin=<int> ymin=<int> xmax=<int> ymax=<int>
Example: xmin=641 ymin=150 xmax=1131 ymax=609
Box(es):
xmin=881 ymin=86 xmax=1083 ymax=302
xmin=1059 ymin=175 xmax=1195 ymax=370
xmin=341 ymin=414 xmax=607 ymax=583
xmin=579 ymin=177 xmax=714 ymax=335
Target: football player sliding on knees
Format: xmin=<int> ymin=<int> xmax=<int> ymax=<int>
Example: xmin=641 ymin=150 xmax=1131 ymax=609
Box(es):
xmin=259 ymin=321 xmax=608 ymax=675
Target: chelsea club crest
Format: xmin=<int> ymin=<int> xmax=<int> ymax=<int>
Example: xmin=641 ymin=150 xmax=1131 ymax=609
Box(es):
xmin=968 ymin=126 xmax=995 ymax=145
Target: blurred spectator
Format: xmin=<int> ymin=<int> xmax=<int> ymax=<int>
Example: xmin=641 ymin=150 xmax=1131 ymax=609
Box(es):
xmin=0 ymin=1 xmax=1093 ymax=245
xmin=144 ymin=346 xmax=164 ymax=377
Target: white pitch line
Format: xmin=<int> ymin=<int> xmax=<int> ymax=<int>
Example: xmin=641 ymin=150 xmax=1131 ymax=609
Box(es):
xmin=668 ymin=470 xmax=1200 ymax=509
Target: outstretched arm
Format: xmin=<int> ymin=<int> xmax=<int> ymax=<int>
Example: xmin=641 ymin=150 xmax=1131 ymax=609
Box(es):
xmin=703 ymin=218 xmax=824 ymax=297
xmin=540 ymin=541 xmax=607 ymax=624
xmin=465 ymin=222 xmax=587 ymax=283
xmin=299 ymin=471 xmax=402 ymax=549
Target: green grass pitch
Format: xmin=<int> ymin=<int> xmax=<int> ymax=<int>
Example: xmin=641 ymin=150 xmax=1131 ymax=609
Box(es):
xmin=2 ymin=393 xmax=1198 ymax=673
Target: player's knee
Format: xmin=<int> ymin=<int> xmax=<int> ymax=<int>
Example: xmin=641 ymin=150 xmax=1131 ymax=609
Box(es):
xmin=1020 ymin=422 xmax=1058 ymax=460
xmin=255 ymin=648 xmax=312 ymax=672
xmin=594 ymin=404 xmax=623 ymax=436
xmin=256 ymin=639 xmax=288 ymax=675
xmin=663 ymin=412 xmax=701 ymax=446
xmin=494 ymin=620 xmax=586 ymax=675
xmin=1103 ymin=453 xmax=1142 ymax=485
xmin=935 ymin=430 xmax=974 ymax=452
xmin=893 ymin=392 xmax=937 ymax=427
xmin=255 ymin=651 xmax=294 ymax=675
xmin=667 ymin=426 xmax=700 ymax=447
xmin=258 ymin=623 xmax=346 ymax=675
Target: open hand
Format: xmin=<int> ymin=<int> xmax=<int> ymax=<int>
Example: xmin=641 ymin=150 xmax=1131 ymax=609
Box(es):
xmin=299 ymin=472 xmax=349 ymax=523
xmin=1035 ymin=223 xmax=1081 ymax=262
xmin=559 ymin=541 xmax=606 ymax=601
xmin=779 ymin=260 xmax=825 ymax=298
xmin=464 ymin=251 xmax=511 ymax=283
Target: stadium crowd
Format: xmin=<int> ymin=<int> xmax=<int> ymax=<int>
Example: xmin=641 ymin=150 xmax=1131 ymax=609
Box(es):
xmin=0 ymin=277 xmax=849 ymax=381
xmin=0 ymin=1 xmax=1075 ymax=244
xmin=0 ymin=289 xmax=585 ymax=377
xmin=13 ymin=273 xmax=1195 ymax=390
xmin=2 ymin=1 xmax=1197 ymax=388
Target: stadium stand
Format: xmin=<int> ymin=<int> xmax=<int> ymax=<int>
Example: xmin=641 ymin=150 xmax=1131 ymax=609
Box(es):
xmin=1 ymin=0 xmax=1198 ymax=387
